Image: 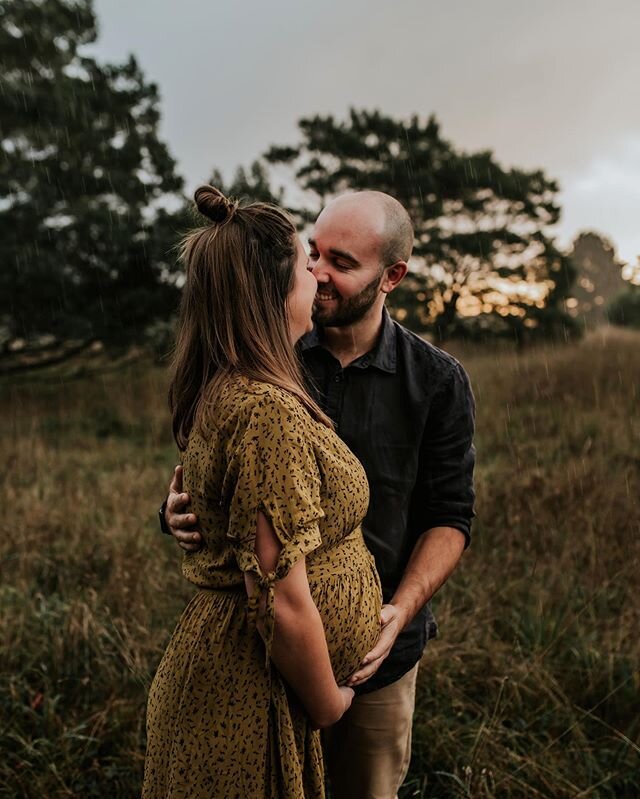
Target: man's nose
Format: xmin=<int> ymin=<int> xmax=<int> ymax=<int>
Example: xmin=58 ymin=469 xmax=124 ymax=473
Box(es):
xmin=311 ymin=262 xmax=330 ymax=283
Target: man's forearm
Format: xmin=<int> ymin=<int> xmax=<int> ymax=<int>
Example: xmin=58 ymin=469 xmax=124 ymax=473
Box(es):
xmin=390 ymin=526 xmax=466 ymax=629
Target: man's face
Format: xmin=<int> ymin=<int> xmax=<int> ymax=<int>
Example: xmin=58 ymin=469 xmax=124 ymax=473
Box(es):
xmin=308 ymin=198 xmax=387 ymax=328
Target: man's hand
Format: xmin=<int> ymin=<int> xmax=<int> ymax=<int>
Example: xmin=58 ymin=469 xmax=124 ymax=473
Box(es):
xmin=346 ymin=604 xmax=404 ymax=687
xmin=166 ymin=465 xmax=202 ymax=552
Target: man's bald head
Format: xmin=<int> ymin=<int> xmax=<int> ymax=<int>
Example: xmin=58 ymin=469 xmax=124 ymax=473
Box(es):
xmin=321 ymin=191 xmax=414 ymax=268
xmin=310 ymin=191 xmax=412 ymax=327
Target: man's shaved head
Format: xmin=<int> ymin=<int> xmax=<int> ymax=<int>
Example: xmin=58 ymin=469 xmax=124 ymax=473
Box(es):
xmin=365 ymin=191 xmax=414 ymax=266
xmin=310 ymin=191 xmax=413 ymax=327
xmin=321 ymin=191 xmax=414 ymax=268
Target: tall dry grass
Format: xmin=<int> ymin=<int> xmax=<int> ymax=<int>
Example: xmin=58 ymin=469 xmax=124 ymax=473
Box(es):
xmin=405 ymin=327 xmax=640 ymax=798
xmin=0 ymin=328 xmax=638 ymax=798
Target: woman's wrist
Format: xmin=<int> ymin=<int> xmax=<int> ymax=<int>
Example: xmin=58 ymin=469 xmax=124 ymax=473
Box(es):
xmin=310 ymin=684 xmax=345 ymax=728
xmin=312 ymin=683 xmax=356 ymax=728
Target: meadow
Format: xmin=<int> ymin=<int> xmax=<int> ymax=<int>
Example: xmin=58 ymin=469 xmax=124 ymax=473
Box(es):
xmin=1 ymin=327 xmax=638 ymax=798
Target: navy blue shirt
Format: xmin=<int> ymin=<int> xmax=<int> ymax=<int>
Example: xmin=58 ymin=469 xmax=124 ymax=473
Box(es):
xmin=300 ymin=308 xmax=476 ymax=693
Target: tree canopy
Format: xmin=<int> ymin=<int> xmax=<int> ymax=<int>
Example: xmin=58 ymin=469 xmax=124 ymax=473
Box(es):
xmin=607 ymin=284 xmax=640 ymax=329
xmin=565 ymin=232 xmax=627 ymax=329
xmin=1 ymin=5 xmax=582 ymax=364
xmin=264 ymin=109 xmax=577 ymax=340
xmin=0 ymin=0 xmax=186 ymax=368
xmin=209 ymin=160 xmax=284 ymax=206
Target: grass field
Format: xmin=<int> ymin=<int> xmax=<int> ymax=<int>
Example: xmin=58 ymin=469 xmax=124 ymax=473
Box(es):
xmin=1 ymin=327 xmax=639 ymax=798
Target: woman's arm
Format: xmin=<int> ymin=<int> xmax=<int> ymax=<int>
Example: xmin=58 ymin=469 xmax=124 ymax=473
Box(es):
xmin=244 ymin=511 xmax=353 ymax=728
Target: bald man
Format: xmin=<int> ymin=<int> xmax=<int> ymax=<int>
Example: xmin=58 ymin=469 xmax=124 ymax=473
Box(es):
xmin=163 ymin=192 xmax=476 ymax=798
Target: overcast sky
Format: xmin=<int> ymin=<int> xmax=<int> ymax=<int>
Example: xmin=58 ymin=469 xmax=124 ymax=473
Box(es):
xmin=92 ymin=0 xmax=640 ymax=264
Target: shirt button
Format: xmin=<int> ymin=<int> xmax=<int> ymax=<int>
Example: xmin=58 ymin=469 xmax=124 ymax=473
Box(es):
xmin=334 ymin=373 xmax=343 ymax=383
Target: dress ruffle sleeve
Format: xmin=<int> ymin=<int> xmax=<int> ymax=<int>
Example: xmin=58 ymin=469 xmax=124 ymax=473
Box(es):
xmin=222 ymin=392 xmax=325 ymax=663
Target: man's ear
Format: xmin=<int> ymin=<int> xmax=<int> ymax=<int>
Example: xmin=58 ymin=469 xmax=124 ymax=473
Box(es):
xmin=381 ymin=261 xmax=408 ymax=294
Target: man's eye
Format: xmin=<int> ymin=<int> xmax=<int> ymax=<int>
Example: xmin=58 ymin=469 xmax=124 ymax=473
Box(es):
xmin=335 ymin=261 xmax=351 ymax=270
xmin=309 ymin=252 xmax=319 ymax=260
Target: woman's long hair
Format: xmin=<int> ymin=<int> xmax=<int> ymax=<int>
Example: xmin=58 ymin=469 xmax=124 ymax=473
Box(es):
xmin=169 ymin=185 xmax=330 ymax=449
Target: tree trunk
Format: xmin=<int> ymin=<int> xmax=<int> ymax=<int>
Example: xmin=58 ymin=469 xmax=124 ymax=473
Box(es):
xmin=0 ymin=339 xmax=96 ymax=375
xmin=433 ymin=292 xmax=460 ymax=342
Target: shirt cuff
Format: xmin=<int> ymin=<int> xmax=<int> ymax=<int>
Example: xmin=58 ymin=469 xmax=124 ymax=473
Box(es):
xmin=158 ymin=497 xmax=171 ymax=536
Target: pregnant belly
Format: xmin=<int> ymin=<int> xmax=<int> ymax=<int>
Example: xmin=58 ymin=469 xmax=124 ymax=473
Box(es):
xmin=307 ymin=529 xmax=382 ymax=685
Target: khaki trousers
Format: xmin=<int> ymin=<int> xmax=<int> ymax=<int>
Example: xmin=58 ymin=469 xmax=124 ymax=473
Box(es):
xmin=323 ymin=664 xmax=419 ymax=799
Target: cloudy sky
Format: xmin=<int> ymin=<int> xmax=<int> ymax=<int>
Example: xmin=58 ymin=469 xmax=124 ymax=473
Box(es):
xmin=93 ymin=0 xmax=640 ymax=264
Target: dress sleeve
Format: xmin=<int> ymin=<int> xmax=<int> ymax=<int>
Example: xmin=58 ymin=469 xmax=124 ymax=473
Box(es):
xmin=222 ymin=392 xmax=324 ymax=662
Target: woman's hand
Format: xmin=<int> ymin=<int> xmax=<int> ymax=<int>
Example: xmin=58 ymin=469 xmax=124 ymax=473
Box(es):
xmin=337 ymin=685 xmax=355 ymax=718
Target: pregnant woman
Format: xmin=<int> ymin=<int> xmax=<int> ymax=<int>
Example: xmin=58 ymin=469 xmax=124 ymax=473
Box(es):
xmin=142 ymin=187 xmax=382 ymax=798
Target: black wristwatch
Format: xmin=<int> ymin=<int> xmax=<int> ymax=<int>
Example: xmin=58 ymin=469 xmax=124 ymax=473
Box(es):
xmin=158 ymin=497 xmax=171 ymax=536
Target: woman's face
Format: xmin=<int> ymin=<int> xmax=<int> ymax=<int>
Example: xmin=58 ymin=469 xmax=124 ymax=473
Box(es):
xmin=287 ymin=237 xmax=318 ymax=343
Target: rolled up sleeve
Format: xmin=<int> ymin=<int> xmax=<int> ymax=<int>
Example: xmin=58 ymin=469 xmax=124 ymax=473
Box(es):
xmin=414 ymin=361 xmax=476 ymax=546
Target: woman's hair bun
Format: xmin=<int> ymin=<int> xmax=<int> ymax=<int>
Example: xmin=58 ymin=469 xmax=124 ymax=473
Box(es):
xmin=194 ymin=185 xmax=239 ymax=224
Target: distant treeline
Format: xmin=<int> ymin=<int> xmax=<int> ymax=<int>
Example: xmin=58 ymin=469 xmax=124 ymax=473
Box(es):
xmin=2 ymin=0 xmax=638 ymax=373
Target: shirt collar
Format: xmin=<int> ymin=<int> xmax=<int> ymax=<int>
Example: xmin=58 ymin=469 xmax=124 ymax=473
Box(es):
xmin=300 ymin=307 xmax=397 ymax=374
xmin=300 ymin=325 xmax=322 ymax=352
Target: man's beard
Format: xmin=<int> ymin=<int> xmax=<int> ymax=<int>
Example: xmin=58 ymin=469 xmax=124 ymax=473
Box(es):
xmin=312 ymin=272 xmax=383 ymax=328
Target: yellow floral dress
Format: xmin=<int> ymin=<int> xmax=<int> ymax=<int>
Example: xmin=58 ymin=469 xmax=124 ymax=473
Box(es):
xmin=143 ymin=377 xmax=382 ymax=799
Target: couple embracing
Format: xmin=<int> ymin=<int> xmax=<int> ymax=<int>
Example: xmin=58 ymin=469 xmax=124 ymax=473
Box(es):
xmin=143 ymin=187 xmax=475 ymax=799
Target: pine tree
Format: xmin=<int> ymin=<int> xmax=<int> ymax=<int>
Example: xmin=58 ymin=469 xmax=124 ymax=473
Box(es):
xmin=209 ymin=160 xmax=284 ymax=206
xmin=0 ymin=0 xmax=186 ymax=368
xmin=266 ymin=109 xmax=576 ymax=341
